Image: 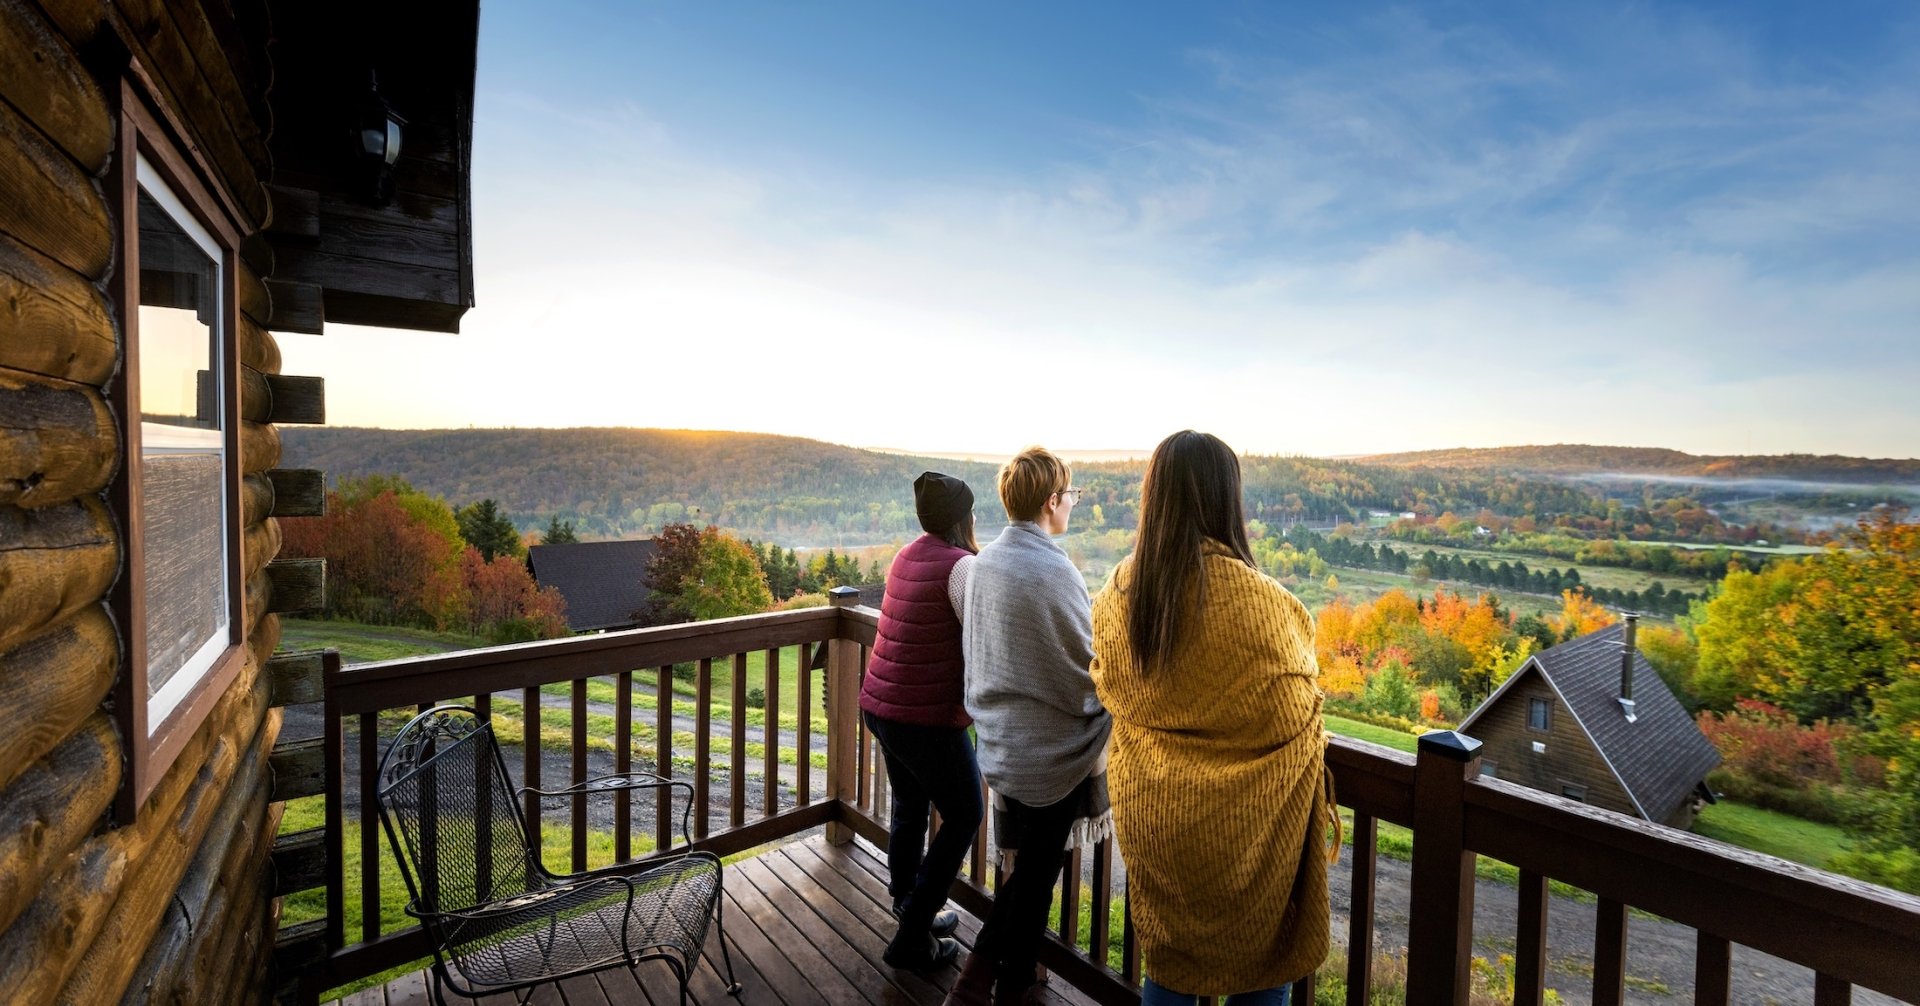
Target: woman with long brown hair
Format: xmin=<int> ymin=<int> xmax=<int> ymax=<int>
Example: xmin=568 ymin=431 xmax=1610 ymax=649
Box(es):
xmin=1090 ymin=431 xmax=1337 ymax=1006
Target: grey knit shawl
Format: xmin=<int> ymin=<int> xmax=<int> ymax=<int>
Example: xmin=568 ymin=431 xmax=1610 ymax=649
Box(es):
xmin=963 ymin=521 xmax=1112 ymax=806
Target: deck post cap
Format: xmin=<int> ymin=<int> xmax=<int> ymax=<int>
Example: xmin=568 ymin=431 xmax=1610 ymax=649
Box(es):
xmin=827 ymin=586 xmax=862 ymax=606
xmin=1417 ymin=730 xmax=1483 ymax=761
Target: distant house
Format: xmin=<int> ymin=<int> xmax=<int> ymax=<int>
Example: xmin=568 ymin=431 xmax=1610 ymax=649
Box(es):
xmin=527 ymin=539 xmax=658 ymax=632
xmin=1458 ymin=617 xmax=1720 ymax=828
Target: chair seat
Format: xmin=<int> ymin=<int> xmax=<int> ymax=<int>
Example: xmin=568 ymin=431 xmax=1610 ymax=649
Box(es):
xmin=445 ymin=854 xmax=721 ymax=991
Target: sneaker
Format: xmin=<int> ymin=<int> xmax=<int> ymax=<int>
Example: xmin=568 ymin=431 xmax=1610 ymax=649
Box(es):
xmin=893 ymin=901 xmax=961 ymax=938
xmin=883 ymin=931 xmax=961 ymax=971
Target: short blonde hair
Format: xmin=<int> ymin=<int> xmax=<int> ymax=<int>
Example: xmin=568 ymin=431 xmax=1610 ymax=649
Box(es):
xmin=998 ymin=446 xmax=1071 ymax=522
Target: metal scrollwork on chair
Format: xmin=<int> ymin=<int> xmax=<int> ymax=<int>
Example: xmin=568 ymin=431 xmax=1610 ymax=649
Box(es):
xmin=374 ymin=704 xmax=742 ymax=1005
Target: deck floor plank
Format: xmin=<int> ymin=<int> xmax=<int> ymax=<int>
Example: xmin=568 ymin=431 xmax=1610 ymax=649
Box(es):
xmin=347 ymin=835 xmax=1115 ymax=1006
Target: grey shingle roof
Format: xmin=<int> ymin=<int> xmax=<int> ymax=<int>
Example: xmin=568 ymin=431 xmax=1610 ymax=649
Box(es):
xmin=526 ymin=539 xmax=657 ymax=632
xmin=1468 ymin=623 xmax=1721 ymax=822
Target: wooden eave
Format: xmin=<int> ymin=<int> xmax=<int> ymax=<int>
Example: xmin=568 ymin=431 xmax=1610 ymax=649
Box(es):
xmin=260 ymin=0 xmax=479 ymax=334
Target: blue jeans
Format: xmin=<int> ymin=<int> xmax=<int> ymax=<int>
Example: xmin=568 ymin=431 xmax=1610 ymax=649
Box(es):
xmin=862 ymin=711 xmax=984 ymax=936
xmin=1141 ymin=975 xmax=1291 ymax=1006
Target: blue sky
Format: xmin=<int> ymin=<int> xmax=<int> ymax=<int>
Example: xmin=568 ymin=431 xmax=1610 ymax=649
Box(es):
xmin=286 ymin=2 xmax=1920 ymax=458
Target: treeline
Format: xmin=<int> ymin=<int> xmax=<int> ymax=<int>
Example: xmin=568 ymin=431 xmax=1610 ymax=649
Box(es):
xmin=279 ymin=477 xmax=569 ymax=642
xmin=1261 ymin=526 xmax=1703 ymax=616
xmin=283 ymin=427 xmax=1888 ymax=548
xmin=1355 ymin=444 xmax=1920 ymax=483
xmin=742 ymin=540 xmax=880 ymax=601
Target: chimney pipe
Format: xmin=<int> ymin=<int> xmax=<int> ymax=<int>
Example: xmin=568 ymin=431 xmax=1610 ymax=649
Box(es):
xmin=1619 ymin=612 xmax=1639 ymax=719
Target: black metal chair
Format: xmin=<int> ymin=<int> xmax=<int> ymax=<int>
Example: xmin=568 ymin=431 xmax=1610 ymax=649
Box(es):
xmin=374 ymin=705 xmax=741 ymax=1005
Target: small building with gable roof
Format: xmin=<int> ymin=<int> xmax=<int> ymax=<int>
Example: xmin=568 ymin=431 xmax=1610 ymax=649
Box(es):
xmin=1458 ymin=617 xmax=1720 ymax=828
xmin=527 ymin=539 xmax=658 ymax=632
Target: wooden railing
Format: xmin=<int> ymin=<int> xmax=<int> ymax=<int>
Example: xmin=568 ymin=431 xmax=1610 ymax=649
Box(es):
xmin=309 ymin=590 xmax=1920 ymax=1005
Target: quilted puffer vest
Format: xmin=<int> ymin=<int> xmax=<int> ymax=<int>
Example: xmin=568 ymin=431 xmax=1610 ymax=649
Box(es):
xmin=859 ymin=535 xmax=971 ymax=728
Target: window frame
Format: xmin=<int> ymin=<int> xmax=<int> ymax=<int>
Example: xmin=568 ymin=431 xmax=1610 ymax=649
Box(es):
xmin=1560 ymin=782 xmax=1588 ymax=803
xmin=1527 ymin=696 xmax=1552 ymax=732
xmin=107 ymin=77 xmax=248 ymax=822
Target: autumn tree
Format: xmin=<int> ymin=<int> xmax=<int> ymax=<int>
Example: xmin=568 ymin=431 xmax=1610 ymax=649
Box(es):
xmin=644 ymin=523 xmax=774 ymax=623
xmin=457 ymin=546 xmax=570 ymax=641
xmin=281 ymin=484 xmax=464 ymax=627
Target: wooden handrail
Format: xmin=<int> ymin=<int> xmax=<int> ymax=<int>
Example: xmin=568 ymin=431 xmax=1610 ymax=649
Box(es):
xmin=312 ymin=612 xmax=1920 ymax=1006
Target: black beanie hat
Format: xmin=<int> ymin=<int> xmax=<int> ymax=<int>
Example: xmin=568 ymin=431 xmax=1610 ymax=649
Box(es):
xmin=913 ymin=471 xmax=973 ymax=535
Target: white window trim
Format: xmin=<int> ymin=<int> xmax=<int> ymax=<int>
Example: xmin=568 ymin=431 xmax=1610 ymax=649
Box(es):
xmin=135 ymin=151 xmax=232 ymax=734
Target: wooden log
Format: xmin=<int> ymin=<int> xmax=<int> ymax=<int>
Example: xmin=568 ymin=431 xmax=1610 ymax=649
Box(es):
xmin=0 ymin=650 xmax=263 ymax=1005
xmin=114 ymin=0 xmax=270 ymax=227
xmin=263 ymin=559 xmax=323 ymax=614
xmin=238 ymin=369 xmax=325 ymax=424
xmin=0 ymin=497 xmax=117 ymax=653
xmin=242 ymin=514 xmax=280 ymax=582
xmin=29 ymin=0 xmax=109 ymax=43
xmin=54 ymin=694 xmax=272 ymax=1005
xmin=268 ymin=920 xmax=328 ymax=987
xmin=0 ymin=365 xmax=118 ymax=508
xmin=241 ymin=472 xmax=274 ymax=527
xmin=238 ymin=266 xmax=272 ymax=333
xmin=265 ymin=469 xmax=325 ymax=518
xmin=0 ymin=605 xmax=116 ymax=794
xmin=239 ymin=230 xmax=274 ymax=278
xmin=118 ymin=723 xmax=272 ymax=1004
xmin=241 ymin=419 xmax=280 ymax=473
xmin=247 ymin=612 xmax=280 ymax=669
xmin=0 ymin=92 xmax=111 ymax=279
xmin=264 ymin=651 xmax=324 ymax=708
xmin=261 ymin=278 xmax=322 ymax=335
xmin=0 ymin=714 xmax=119 ymax=937
xmin=0 ymin=0 xmax=112 ymax=171
xmin=244 ymin=565 xmax=271 ymax=632
xmin=0 ymin=234 xmax=117 ymax=386
xmin=238 ymin=315 xmax=281 ymax=378
xmin=267 ymin=737 xmax=323 ymax=802
xmin=264 ymin=185 xmax=319 ymax=238
xmin=269 ymin=829 xmax=326 ymax=896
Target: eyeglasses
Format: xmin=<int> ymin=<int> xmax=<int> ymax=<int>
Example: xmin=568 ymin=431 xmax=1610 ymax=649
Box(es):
xmin=1055 ymin=487 xmax=1085 ymax=503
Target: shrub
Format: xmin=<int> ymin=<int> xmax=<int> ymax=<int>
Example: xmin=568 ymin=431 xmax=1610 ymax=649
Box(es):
xmin=746 ymin=687 xmax=766 ymax=710
xmin=1361 ymin=660 xmax=1420 ymax=720
xmin=1697 ymin=699 xmax=1849 ymax=790
xmin=672 ymin=662 xmax=697 ymax=684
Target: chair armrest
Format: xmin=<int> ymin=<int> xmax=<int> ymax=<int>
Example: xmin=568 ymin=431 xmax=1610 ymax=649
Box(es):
xmin=413 ymin=874 xmax=635 ymax=924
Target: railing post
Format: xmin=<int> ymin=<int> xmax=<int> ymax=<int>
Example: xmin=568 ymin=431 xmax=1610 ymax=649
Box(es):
xmin=825 ymin=585 xmax=864 ymax=845
xmin=1407 ymin=729 xmax=1483 ymax=1006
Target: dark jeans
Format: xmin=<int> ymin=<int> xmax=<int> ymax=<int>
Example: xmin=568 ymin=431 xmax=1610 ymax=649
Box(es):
xmin=973 ymin=777 xmax=1092 ymax=992
xmin=863 ymin=711 xmax=985 ymax=937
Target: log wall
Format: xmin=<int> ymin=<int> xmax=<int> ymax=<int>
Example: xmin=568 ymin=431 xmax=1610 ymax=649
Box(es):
xmin=0 ymin=0 xmax=298 ymax=1001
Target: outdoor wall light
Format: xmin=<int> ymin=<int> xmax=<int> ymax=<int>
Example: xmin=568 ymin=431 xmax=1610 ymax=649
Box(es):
xmin=355 ymin=72 xmax=406 ymax=205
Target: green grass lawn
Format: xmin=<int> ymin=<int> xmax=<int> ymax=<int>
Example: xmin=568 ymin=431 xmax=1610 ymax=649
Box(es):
xmin=1691 ymin=800 xmax=1848 ymax=870
xmin=278 ymin=618 xmax=489 ymax=663
xmin=1324 ymin=714 xmax=1419 ymax=753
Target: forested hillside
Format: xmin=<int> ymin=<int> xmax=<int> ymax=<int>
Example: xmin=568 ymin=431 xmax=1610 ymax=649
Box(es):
xmin=284 ymin=427 xmax=1913 ymax=547
xmin=1356 ymin=444 xmax=1920 ymax=482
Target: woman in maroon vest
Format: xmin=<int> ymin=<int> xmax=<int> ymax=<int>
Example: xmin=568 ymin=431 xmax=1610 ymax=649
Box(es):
xmin=861 ymin=471 xmax=985 ymax=972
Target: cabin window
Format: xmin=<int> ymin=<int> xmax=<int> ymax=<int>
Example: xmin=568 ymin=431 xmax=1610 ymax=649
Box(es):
xmin=1527 ymin=697 xmax=1552 ymax=731
xmin=109 ymin=81 xmax=247 ymax=818
xmin=1479 ymin=761 xmax=1498 ymax=778
xmin=1560 ymin=783 xmax=1587 ymax=802
xmin=136 ymin=155 xmax=231 ymax=725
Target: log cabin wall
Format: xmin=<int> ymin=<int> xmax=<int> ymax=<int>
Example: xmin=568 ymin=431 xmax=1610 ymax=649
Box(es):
xmin=1462 ymin=670 xmax=1641 ymax=819
xmin=0 ymin=0 xmax=306 ymax=1001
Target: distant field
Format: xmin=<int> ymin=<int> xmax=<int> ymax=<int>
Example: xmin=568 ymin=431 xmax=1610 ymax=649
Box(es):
xmin=1373 ymin=538 xmax=1710 ymax=596
xmin=1286 ymin=565 xmax=1569 ymax=620
xmin=1628 ymin=538 xmax=1826 ymax=555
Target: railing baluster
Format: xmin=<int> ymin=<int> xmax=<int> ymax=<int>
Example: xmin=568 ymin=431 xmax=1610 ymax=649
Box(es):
xmin=971 ymin=777 xmax=989 ymax=883
xmin=694 ymin=657 xmax=712 ymax=839
xmin=856 ymin=713 xmax=871 ymax=812
xmin=1814 ymin=973 xmax=1852 ymax=1006
xmin=1292 ymin=971 xmax=1315 ymax=1005
xmin=1089 ymin=836 xmax=1113 ymax=966
xmin=796 ymin=641 xmax=812 ymax=806
xmin=522 ymin=686 xmax=541 ymax=851
xmin=571 ymin=677 xmax=587 ymax=872
xmin=322 ymin=652 xmax=345 ymax=952
xmin=656 ymin=664 xmax=672 ymax=850
xmin=824 ymin=588 xmax=864 ymax=844
xmin=1515 ymin=868 xmax=1548 ymax=1006
xmin=1593 ymin=897 xmax=1627 ymax=1006
xmin=872 ymin=724 xmax=888 ymax=824
xmin=474 ymin=692 xmax=493 ymax=903
xmin=1060 ymin=846 xmax=1082 ymax=945
xmin=615 ymin=670 xmax=632 ymax=862
xmin=1693 ymin=931 xmax=1731 ymax=1006
xmin=358 ymin=712 xmax=379 ymax=943
xmin=1347 ymin=812 xmax=1377 ymax=1006
xmin=763 ymin=647 xmax=779 ymax=818
xmin=731 ymin=651 xmax=747 ymax=829
xmin=1122 ymin=888 xmax=1140 ymax=985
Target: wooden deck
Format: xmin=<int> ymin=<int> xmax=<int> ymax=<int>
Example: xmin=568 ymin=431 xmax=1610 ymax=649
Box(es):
xmin=327 ymin=835 xmax=1107 ymax=1006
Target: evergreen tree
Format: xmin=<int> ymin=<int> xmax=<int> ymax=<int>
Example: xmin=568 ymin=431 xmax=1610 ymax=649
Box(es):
xmin=456 ymin=499 xmax=523 ymax=562
xmin=539 ymin=516 xmax=579 ymax=545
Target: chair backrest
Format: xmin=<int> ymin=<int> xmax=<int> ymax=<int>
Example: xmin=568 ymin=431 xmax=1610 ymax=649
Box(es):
xmin=375 ymin=706 xmax=543 ymax=917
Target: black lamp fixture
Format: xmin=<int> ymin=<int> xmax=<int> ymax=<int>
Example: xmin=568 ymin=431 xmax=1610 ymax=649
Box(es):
xmin=354 ymin=70 xmax=406 ymax=205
